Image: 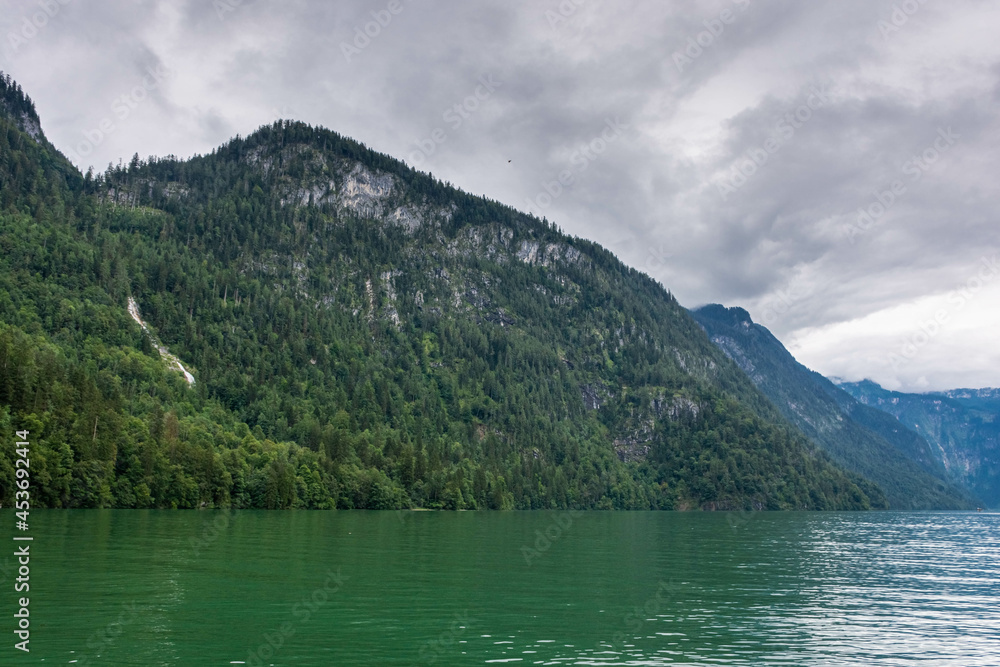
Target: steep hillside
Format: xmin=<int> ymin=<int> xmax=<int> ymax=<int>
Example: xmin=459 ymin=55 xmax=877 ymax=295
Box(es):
xmin=839 ymin=380 xmax=1000 ymax=508
xmin=0 ymin=73 xmax=875 ymax=511
xmin=691 ymin=305 xmax=977 ymax=509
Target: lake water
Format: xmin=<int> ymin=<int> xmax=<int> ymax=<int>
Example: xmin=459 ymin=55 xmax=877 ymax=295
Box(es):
xmin=6 ymin=510 xmax=999 ymax=665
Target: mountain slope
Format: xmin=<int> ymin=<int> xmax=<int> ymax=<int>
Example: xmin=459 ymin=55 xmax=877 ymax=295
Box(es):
xmin=691 ymin=305 xmax=977 ymax=509
xmin=839 ymin=380 xmax=1000 ymax=508
xmin=0 ymin=73 xmax=875 ymax=511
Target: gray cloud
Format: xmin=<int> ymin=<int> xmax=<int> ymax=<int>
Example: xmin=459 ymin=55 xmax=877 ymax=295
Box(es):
xmin=1 ymin=0 xmax=998 ymax=391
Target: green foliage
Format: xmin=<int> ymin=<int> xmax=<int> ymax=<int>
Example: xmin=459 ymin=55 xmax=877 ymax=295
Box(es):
xmin=0 ymin=85 xmax=876 ymax=511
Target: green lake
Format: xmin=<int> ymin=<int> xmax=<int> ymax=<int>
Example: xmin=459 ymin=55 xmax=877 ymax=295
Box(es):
xmin=4 ymin=510 xmax=998 ymax=665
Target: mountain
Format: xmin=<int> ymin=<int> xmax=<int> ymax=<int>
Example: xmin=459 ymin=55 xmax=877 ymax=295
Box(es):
xmin=0 ymin=72 xmax=877 ymax=511
xmin=838 ymin=380 xmax=1000 ymax=508
xmin=691 ymin=305 xmax=977 ymax=509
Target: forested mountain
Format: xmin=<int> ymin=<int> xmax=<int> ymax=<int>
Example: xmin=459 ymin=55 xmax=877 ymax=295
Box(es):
xmin=0 ymin=73 xmax=878 ymax=511
xmin=691 ymin=305 xmax=977 ymax=509
xmin=839 ymin=380 xmax=1000 ymax=508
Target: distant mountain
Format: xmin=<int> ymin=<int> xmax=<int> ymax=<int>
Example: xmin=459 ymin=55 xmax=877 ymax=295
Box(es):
xmin=838 ymin=380 xmax=1000 ymax=508
xmin=0 ymin=72 xmax=876 ymax=511
xmin=691 ymin=305 xmax=978 ymax=509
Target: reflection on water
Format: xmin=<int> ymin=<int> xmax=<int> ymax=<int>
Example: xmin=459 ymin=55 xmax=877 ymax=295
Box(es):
xmin=16 ymin=510 xmax=1000 ymax=665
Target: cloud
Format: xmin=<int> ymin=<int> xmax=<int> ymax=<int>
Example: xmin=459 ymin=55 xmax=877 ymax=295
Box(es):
xmin=1 ymin=0 xmax=998 ymax=391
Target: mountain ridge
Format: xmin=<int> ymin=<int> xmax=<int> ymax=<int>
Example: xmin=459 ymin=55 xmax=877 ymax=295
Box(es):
xmin=2 ymin=72 xmax=876 ymax=510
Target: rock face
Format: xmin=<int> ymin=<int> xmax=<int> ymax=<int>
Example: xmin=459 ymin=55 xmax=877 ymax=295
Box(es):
xmin=839 ymin=380 xmax=1000 ymax=508
xmin=612 ymin=394 xmax=704 ymax=463
xmin=248 ymin=141 xmax=592 ymax=335
xmin=580 ymin=384 xmax=605 ymax=411
xmin=692 ymin=304 xmax=978 ymax=510
xmin=16 ymin=111 xmax=41 ymax=139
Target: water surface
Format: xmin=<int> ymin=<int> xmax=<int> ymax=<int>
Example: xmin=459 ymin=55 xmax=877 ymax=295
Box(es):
xmin=7 ymin=510 xmax=998 ymax=665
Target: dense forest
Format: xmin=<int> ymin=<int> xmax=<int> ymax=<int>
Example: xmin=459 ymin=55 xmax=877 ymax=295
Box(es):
xmin=0 ymin=73 xmax=879 ymax=511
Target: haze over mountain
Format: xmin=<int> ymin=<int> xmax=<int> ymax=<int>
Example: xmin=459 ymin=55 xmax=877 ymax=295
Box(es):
xmin=0 ymin=73 xmax=882 ymax=511
xmin=692 ymin=304 xmax=979 ymax=509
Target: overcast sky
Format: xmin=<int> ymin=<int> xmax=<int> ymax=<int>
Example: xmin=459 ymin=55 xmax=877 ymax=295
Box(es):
xmin=2 ymin=0 xmax=999 ymax=392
